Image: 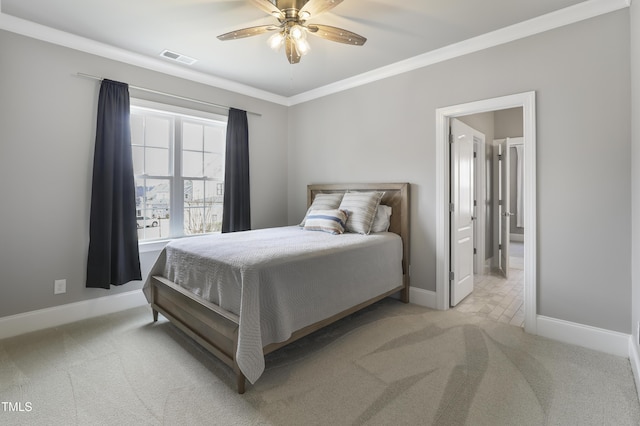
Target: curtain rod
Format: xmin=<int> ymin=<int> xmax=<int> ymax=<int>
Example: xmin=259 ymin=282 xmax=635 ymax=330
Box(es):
xmin=76 ymin=72 xmax=261 ymax=117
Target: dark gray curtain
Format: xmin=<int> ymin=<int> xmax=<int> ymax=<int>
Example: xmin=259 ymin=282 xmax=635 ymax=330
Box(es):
xmin=86 ymin=79 xmax=141 ymax=288
xmin=222 ymin=108 xmax=251 ymax=233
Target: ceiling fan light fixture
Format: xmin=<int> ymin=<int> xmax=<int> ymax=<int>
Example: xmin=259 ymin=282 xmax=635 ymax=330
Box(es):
xmin=289 ymin=24 xmax=305 ymax=41
xmin=218 ymin=0 xmax=366 ymax=64
xmin=294 ymin=38 xmax=311 ymax=56
xmin=268 ymin=31 xmax=285 ymax=50
xmin=299 ymin=11 xmax=311 ymax=21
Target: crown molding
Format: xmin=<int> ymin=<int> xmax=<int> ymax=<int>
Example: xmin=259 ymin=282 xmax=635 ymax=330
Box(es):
xmin=287 ymin=0 xmax=631 ymax=105
xmin=0 ymin=12 xmax=291 ymax=106
xmin=0 ymin=0 xmax=631 ymax=107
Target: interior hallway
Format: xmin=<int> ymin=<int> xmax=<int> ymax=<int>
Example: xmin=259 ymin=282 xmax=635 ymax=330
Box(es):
xmin=453 ymin=241 xmax=525 ymax=327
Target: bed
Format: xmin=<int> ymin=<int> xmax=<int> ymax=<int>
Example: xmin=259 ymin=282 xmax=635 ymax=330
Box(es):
xmin=142 ymin=183 xmax=410 ymax=393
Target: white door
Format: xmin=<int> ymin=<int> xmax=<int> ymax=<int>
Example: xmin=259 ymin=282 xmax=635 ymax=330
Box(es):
xmin=498 ymin=138 xmax=511 ymax=278
xmin=450 ymin=119 xmax=475 ymax=306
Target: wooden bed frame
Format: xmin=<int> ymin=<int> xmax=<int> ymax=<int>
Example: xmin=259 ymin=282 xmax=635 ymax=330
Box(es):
xmin=148 ymin=182 xmax=410 ymax=393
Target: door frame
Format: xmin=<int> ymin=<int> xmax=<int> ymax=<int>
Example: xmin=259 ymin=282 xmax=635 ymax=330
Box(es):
xmin=435 ymin=91 xmax=537 ymax=334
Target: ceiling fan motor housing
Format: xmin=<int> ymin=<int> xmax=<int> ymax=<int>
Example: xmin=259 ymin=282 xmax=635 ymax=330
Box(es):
xmin=275 ymin=0 xmax=311 ymax=12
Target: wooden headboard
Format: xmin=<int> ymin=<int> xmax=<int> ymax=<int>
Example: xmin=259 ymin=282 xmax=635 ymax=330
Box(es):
xmin=307 ymin=183 xmax=410 ymax=301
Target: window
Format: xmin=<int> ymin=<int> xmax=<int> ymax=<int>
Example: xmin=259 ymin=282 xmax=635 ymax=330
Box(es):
xmin=130 ymin=100 xmax=227 ymax=241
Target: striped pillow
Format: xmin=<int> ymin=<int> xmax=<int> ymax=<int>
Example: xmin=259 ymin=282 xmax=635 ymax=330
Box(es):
xmin=299 ymin=193 xmax=344 ymax=226
xmin=303 ymin=209 xmax=349 ymax=234
xmin=339 ymin=191 xmax=384 ymax=234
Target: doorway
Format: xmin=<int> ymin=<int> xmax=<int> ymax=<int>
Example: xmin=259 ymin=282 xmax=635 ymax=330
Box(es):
xmin=452 ymin=123 xmax=525 ymax=326
xmin=435 ymin=92 xmax=537 ymax=334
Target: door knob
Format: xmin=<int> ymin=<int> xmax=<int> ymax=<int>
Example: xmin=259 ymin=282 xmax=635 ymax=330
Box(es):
xmin=503 ymin=212 xmax=514 ymax=217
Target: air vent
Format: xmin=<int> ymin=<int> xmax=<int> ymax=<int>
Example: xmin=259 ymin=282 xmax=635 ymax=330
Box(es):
xmin=160 ymin=50 xmax=197 ymax=65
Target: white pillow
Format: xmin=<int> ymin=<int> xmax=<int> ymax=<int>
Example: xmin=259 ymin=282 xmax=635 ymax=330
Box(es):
xmin=303 ymin=209 xmax=349 ymax=234
xmin=338 ymin=191 xmax=384 ymax=235
xmin=299 ymin=193 xmax=344 ymax=226
xmin=371 ymin=205 xmax=392 ymax=232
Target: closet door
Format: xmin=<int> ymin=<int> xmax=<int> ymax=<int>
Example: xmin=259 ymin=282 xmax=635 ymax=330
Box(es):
xmin=450 ymin=119 xmax=474 ymax=306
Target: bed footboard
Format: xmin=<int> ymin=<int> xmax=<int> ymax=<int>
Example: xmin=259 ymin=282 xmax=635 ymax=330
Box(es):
xmin=150 ymin=276 xmax=246 ymax=393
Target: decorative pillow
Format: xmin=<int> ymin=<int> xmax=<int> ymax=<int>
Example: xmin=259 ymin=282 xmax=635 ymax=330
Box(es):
xmin=338 ymin=191 xmax=384 ymax=234
xmin=303 ymin=209 xmax=349 ymax=234
xmin=299 ymin=193 xmax=344 ymax=226
xmin=371 ymin=205 xmax=393 ymax=233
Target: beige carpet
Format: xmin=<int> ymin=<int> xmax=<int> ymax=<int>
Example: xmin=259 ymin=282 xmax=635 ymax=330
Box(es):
xmin=1 ymin=299 xmax=639 ymax=425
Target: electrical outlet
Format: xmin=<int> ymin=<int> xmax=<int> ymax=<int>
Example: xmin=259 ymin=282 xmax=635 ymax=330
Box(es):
xmin=54 ymin=279 xmax=66 ymax=295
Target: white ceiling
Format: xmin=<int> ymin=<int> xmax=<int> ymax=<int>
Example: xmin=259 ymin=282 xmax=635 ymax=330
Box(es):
xmin=0 ymin=0 xmax=629 ymax=103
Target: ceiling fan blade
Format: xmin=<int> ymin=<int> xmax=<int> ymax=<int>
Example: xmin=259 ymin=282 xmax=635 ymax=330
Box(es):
xmin=299 ymin=0 xmax=344 ymax=18
xmin=217 ymin=25 xmax=280 ymax=41
xmin=307 ymin=24 xmax=366 ymax=45
xmin=250 ymin=0 xmax=285 ymax=20
xmin=285 ymin=37 xmax=301 ymax=64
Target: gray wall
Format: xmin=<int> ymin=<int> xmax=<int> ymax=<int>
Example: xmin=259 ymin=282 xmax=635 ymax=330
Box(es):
xmin=287 ymin=10 xmax=631 ymax=333
xmin=631 ymin=3 xmax=640 ymax=355
xmin=0 ymin=30 xmax=289 ymax=318
xmin=0 ymin=9 xmax=634 ymax=336
xmin=494 ymin=107 xmax=524 ymax=139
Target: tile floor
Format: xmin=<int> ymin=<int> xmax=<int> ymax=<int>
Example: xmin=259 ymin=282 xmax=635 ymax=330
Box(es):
xmin=453 ymin=241 xmax=525 ymax=327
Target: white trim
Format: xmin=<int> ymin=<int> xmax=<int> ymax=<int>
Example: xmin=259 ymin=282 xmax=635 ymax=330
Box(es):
xmin=0 ymin=12 xmax=289 ymax=106
xmin=537 ymin=315 xmax=630 ymax=358
xmin=139 ymin=239 xmax=170 ymax=254
xmin=629 ymin=338 xmax=640 ymax=402
xmin=0 ymin=287 xmax=632 ymax=362
xmin=131 ymin=98 xmax=228 ymax=123
xmin=0 ymin=0 xmax=629 ymax=105
xmin=409 ymin=287 xmax=438 ymax=310
xmin=435 ymin=91 xmax=537 ymax=335
xmin=287 ymin=0 xmax=629 ymax=105
xmin=0 ymin=290 xmax=148 ymax=340
xmin=484 ymin=257 xmax=493 ymax=275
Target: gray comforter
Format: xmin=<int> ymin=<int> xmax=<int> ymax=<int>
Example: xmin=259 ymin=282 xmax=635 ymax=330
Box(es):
xmin=143 ymin=226 xmax=403 ymax=383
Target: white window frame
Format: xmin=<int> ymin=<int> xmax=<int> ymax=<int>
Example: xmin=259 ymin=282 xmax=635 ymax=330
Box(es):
xmin=130 ymin=98 xmax=227 ymax=248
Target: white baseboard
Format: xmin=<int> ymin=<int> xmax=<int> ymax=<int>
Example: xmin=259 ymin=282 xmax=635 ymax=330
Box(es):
xmin=510 ymin=234 xmax=524 ymax=242
xmin=409 ymin=291 xmax=631 ymax=359
xmin=1 ymin=288 xmax=635 ymax=370
xmin=629 ymin=338 xmax=640 ymax=402
xmin=536 ymin=315 xmax=630 ymax=358
xmin=0 ymin=290 xmax=148 ymax=340
xmin=410 ymin=287 xmax=437 ymax=309
xmin=484 ymin=257 xmax=493 ymax=274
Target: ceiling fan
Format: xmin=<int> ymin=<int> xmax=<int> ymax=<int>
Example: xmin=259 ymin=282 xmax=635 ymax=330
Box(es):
xmin=217 ymin=0 xmax=367 ymax=64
